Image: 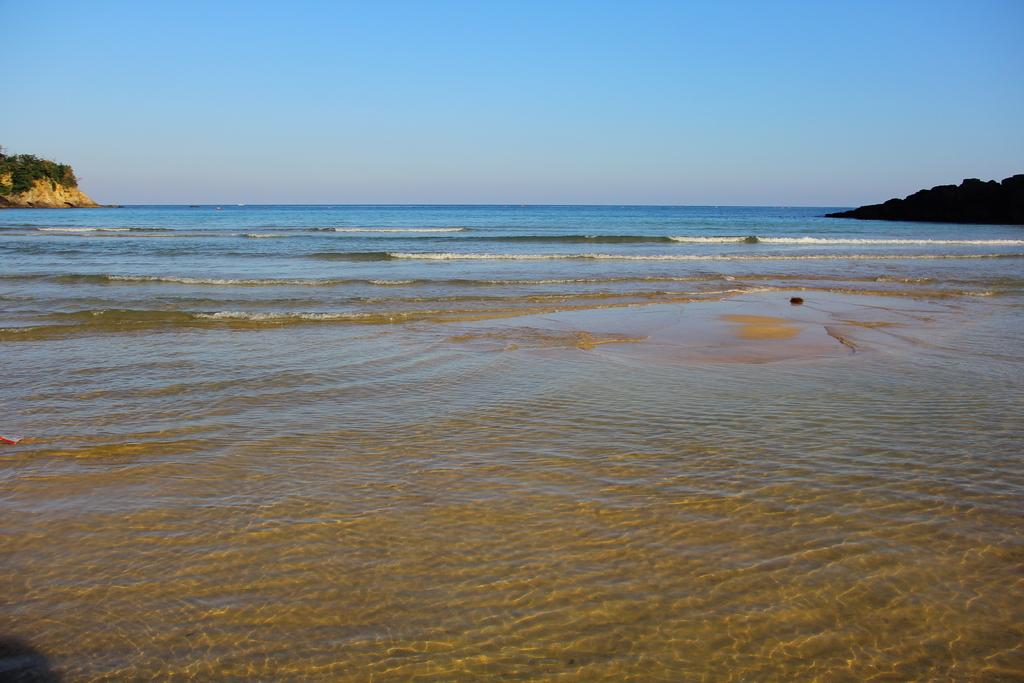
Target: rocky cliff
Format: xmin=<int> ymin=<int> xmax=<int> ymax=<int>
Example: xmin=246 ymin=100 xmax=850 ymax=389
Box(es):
xmin=0 ymin=151 xmax=102 ymax=208
xmin=0 ymin=174 xmax=100 ymax=208
xmin=827 ymin=175 xmax=1024 ymax=225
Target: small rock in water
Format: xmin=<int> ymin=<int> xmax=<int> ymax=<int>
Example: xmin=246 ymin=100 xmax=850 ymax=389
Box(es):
xmin=789 ymin=297 xmax=804 ymax=305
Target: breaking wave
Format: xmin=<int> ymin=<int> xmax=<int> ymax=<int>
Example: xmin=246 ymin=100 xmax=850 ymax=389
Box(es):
xmin=384 ymin=252 xmax=1024 ymax=261
xmin=9 ymin=273 xmax=744 ymax=287
xmin=719 ymin=236 xmax=1024 ymax=245
xmin=37 ymin=227 xmax=132 ymax=233
xmin=34 ymin=227 xmax=175 ymax=233
xmin=312 ymin=227 xmax=467 ymax=233
xmin=479 ymin=235 xmax=682 ymax=244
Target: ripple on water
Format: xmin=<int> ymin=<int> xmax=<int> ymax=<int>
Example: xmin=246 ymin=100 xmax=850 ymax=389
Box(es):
xmin=1 ymin=291 xmax=1022 ymax=680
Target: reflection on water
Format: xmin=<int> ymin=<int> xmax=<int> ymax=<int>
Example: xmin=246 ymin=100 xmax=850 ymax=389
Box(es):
xmin=0 ymin=638 xmax=60 ymax=682
xmin=2 ymin=206 xmax=1023 ymax=680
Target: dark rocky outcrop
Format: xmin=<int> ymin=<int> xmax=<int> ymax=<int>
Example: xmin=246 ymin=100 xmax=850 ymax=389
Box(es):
xmin=827 ymin=175 xmax=1024 ymax=225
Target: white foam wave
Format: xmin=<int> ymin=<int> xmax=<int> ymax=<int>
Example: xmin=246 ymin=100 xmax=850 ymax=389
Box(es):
xmin=873 ymin=276 xmax=934 ymax=283
xmin=387 ymin=252 xmax=1022 ymax=261
xmin=327 ymin=227 xmax=466 ymax=233
xmin=666 ymin=236 xmax=758 ymax=243
xmin=482 ymin=278 xmax=620 ymax=285
xmin=478 ymin=276 xmax=719 ymax=285
xmin=97 ymin=275 xmax=419 ymax=286
xmin=698 ymin=287 xmax=774 ymax=296
xmin=239 ymin=232 xmax=288 ymax=238
xmin=756 ymin=237 xmax=1024 ymax=245
xmin=667 ymin=236 xmax=1024 ymax=245
xmin=38 ymin=227 xmax=131 ymax=233
xmin=106 ymin=275 xmax=331 ymax=286
xmin=196 ymin=311 xmax=369 ymax=321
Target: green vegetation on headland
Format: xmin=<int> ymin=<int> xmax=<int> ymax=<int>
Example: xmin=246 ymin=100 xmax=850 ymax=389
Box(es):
xmin=0 ymin=153 xmax=78 ymax=194
xmin=0 ymin=147 xmax=99 ymax=208
xmin=827 ymin=174 xmax=1024 ymax=225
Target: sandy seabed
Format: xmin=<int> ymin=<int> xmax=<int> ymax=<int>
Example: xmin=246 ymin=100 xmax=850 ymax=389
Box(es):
xmin=2 ymin=291 xmax=1022 ymax=681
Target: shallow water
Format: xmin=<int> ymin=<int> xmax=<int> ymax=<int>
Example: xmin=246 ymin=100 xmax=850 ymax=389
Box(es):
xmin=2 ymin=206 xmax=1022 ymax=680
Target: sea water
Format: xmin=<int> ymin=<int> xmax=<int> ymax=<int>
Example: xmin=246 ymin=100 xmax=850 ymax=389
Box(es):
xmin=1 ymin=205 xmax=1022 ymax=679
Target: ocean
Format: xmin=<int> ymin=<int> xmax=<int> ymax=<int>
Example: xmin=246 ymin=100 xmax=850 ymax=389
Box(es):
xmin=2 ymin=205 xmax=1022 ymax=680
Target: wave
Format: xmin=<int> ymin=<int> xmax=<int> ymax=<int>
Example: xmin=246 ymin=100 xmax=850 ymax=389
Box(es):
xmin=63 ymin=274 xmax=359 ymax=286
xmin=459 ymin=234 xmax=1023 ymax=246
xmin=729 ymin=236 xmax=1024 ymax=246
xmin=384 ymin=252 xmax=1024 ymax=261
xmin=310 ymin=251 xmax=395 ymax=261
xmin=3 ymin=271 xmax=1001 ymax=342
xmin=311 ymin=227 xmax=467 ymax=233
xmin=193 ymin=311 xmax=368 ymax=321
xmin=18 ymin=227 xmax=1024 ymax=246
xmin=4 ymin=271 xmax=1017 ymax=300
xmin=37 ymin=227 xmax=132 ymax=233
xmin=666 ymin=236 xmax=762 ymax=243
xmin=1 ymin=294 xmax=726 ymax=340
xmin=7 ymin=273 xmax=738 ymax=288
xmin=480 ymin=234 xmax=681 ymax=244
xmin=303 ymin=232 xmax=1024 ymax=245
xmin=32 ymin=227 xmax=178 ymax=233
xmin=0 ymin=307 xmax=486 ymax=340
xmin=435 ymin=234 xmax=1024 ymax=246
xmin=484 ymin=235 xmax=1024 ymax=245
xmin=43 ymin=274 xmax=438 ymax=287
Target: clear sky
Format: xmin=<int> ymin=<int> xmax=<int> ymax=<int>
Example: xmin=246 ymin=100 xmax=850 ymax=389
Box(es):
xmin=3 ymin=0 xmax=1022 ymax=205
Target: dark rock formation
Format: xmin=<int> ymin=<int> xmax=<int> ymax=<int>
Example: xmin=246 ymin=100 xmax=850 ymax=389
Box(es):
xmin=827 ymin=175 xmax=1024 ymax=225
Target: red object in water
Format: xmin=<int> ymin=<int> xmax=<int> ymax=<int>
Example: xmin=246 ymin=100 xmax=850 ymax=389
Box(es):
xmin=0 ymin=434 xmax=22 ymax=444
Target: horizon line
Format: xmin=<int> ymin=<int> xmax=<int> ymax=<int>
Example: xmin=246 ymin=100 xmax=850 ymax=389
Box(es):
xmin=95 ymin=202 xmax=853 ymax=209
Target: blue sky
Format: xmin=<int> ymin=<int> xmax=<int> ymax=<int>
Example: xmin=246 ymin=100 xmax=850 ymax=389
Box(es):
xmin=3 ymin=1 xmax=1022 ymax=205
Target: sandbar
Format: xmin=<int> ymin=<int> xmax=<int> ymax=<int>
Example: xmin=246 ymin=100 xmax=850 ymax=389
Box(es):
xmin=444 ymin=290 xmax=952 ymax=364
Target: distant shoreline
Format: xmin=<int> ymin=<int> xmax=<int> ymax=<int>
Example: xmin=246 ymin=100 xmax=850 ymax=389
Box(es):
xmin=0 ymin=204 xmax=120 ymax=210
xmin=3 ymin=202 xmax=855 ymax=210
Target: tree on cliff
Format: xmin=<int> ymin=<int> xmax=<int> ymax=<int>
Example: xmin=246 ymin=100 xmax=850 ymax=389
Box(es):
xmin=0 ymin=152 xmax=80 ymax=195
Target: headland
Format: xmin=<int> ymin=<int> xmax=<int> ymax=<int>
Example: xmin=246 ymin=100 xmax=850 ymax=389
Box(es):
xmin=0 ymin=151 xmax=100 ymax=208
xmin=827 ymin=174 xmax=1024 ymax=225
